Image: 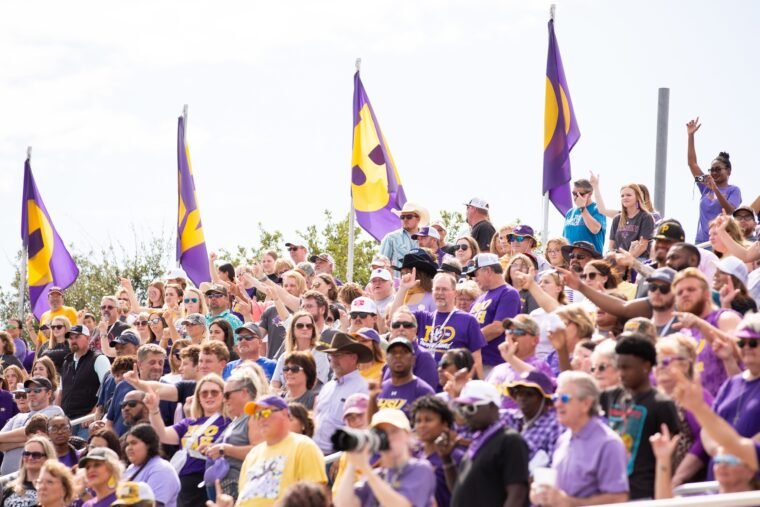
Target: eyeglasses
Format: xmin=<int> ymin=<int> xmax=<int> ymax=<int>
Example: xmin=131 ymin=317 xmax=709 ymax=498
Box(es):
xmin=546 ymin=249 xmax=560 ymax=255
xmin=48 ymin=425 xmax=71 ymax=433
xmin=172 ymin=351 xmax=183 ymax=359
xmin=118 ymin=298 xmax=130 ymax=303
xmin=508 ymin=235 xmax=528 ymax=243
xmin=580 ymin=272 xmax=599 ymax=281
xmin=253 ymin=408 xmax=283 ymax=420
xmin=28 ymin=388 xmax=48 ymax=395
xmin=13 ymin=392 xmax=27 ymax=399
xmin=714 ymin=454 xmax=742 ymax=466
xmin=738 ymin=339 xmax=760 ymax=349
xmin=50 ymin=325 xmax=65 ymax=331
xmin=199 ymin=390 xmax=222 ymax=399
xmin=572 ymin=191 xmax=590 ymax=198
xmin=22 ymin=451 xmax=46 ymax=460
xmin=590 ymin=363 xmax=611 ymax=373
xmin=295 ymin=322 xmax=314 ymax=330
xmin=551 ymin=393 xmax=573 ymax=404
xmin=455 ymin=401 xmax=490 ymax=416
xmin=135 ymin=320 xmax=149 ymax=326
xmin=325 ymin=317 xmax=335 ymax=324
xmin=223 ymin=388 xmax=244 ymax=400
xmin=4 ymin=325 xmax=18 ymax=330
xmin=207 ymin=293 xmax=225 ymax=299
xmin=283 ymin=365 xmax=303 ymax=374
xmin=391 ymin=321 xmax=416 ymax=329
xmin=657 ymin=356 xmax=688 ymax=368
xmin=287 ymin=246 xmax=300 ymax=252
xmin=734 ymin=214 xmax=756 ymax=222
xmin=648 ymin=284 xmax=671 ymax=294
xmin=183 ymin=298 xmax=199 ymax=304
xmin=350 ymin=312 xmax=372 ymax=320
xmin=148 ymin=318 xmax=162 ymax=325
xmin=567 ymin=253 xmax=589 ymax=261
xmin=238 ymin=333 xmax=260 ymax=341
xmin=399 ymin=214 xmax=418 ymax=220
xmin=454 ymin=244 xmax=469 ymax=251
xmin=506 ymin=328 xmax=528 ymax=336
xmin=100 ymin=305 xmax=115 ymax=310
xmin=121 ymin=400 xmax=144 ymax=409
xmin=39 ymin=325 xmax=50 ymax=331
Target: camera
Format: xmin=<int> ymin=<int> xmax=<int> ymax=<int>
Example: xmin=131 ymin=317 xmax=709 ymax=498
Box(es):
xmin=331 ymin=427 xmax=390 ymax=453
xmin=695 ymin=175 xmax=708 ymax=183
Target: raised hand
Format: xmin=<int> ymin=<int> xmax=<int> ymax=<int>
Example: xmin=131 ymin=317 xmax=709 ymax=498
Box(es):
xmin=686 ymin=117 xmax=701 ymax=136
xmin=209 ymin=251 xmax=218 ymax=263
xmin=498 ymin=334 xmax=518 ymax=363
xmin=399 ymin=267 xmax=420 ymax=291
xmin=511 ymin=267 xmax=535 ymax=290
xmin=119 ymin=277 xmax=134 ymax=291
xmin=556 ymin=267 xmax=581 ymax=291
xmin=670 ymin=367 xmax=705 ymax=412
xmin=589 ymin=170 xmax=599 ymax=188
xmin=442 ymin=368 xmax=470 ymax=399
xmin=719 ymin=277 xmax=740 ymax=309
xmin=649 ymin=423 xmax=680 ymax=460
xmin=143 ymin=387 xmax=160 ymax=412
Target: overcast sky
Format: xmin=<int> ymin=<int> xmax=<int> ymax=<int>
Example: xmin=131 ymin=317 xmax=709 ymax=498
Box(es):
xmin=1 ymin=0 xmax=758 ymax=288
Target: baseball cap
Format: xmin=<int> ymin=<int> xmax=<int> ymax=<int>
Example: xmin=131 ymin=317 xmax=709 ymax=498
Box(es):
xmin=463 ymin=253 xmax=501 ymax=276
xmin=24 ymin=377 xmax=53 ymax=390
xmin=204 ymin=283 xmax=228 ymax=296
xmin=352 ymin=327 xmax=381 ymax=343
xmin=464 ymin=197 xmax=489 ymax=210
xmin=371 ymin=254 xmax=391 ymax=268
xmin=510 ymin=225 xmax=536 ymax=239
xmin=110 ymin=330 xmax=140 ymax=348
xmin=65 ymin=324 xmax=91 ymax=338
xmin=309 ymin=253 xmax=335 ymax=265
xmin=244 ymin=396 xmax=290 ymax=416
xmin=112 ymin=482 xmax=156 ymax=506
xmin=370 ymin=408 xmax=411 ymax=432
xmin=646 ymin=267 xmax=677 ymax=285
xmin=411 ymin=226 xmax=440 ymax=241
xmin=716 ymin=256 xmax=749 ymax=285
xmin=296 ymin=262 xmax=315 ymax=277
xmin=235 ymin=322 xmax=263 ymax=338
xmin=652 ymin=220 xmax=685 ymax=242
xmin=48 ymin=286 xmax=64 ymax=296
xmin=285 ymin=241 xmax=306 ymax=248
xmin=78 ymin=447 xmax=120 ymax=468
xmin=350 ymin=297 xmax=378 ymax=315
xmin=180 ymin=313 xmax=206 ymax=326
xmin=732 ymin=205 xmax=757 ymax=221
xmin=454 ymin=380 xmax=501 ymax=406
xmin=165 ymin=268 xmax=188 ymax=280
xmin=502 ymin=315 xmax=540 ymax=336
xmin=387 ymin=337 xmax=415 ymax=354
xmin=369 ymin=268 xmax=392 ymax=282
xmin=342 ymin=393 xmax=369 ymax=419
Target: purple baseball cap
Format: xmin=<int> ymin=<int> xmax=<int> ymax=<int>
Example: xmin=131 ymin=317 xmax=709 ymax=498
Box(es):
xmin=244 ymin=396 xmax=289 ymax=416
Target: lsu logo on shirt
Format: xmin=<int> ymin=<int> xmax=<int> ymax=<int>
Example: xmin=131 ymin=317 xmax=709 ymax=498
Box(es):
xmin=377 ymin=398 xmax=407 ymax=411
xmin=181 ymin=423 xmax=220 ymax=451
xmin=420 ymin=325 xmax=457 ymax=352
xmin=470 ymin=299 xmax=492 ymax=325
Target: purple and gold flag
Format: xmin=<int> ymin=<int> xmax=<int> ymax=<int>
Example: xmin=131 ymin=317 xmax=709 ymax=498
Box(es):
xmin=177 ymin=115 xmax=211 ymax=286
xmin=543 ymin=18 xmax=580 ymax=216
xmin=21 ymin=157 xmax=79 ymax=319
xmin=351 ymin=71 xmax=406 ymax=242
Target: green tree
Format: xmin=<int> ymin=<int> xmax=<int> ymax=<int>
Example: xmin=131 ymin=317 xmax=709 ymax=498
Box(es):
xmin=439 ymin=210 xmax=468 ymax=242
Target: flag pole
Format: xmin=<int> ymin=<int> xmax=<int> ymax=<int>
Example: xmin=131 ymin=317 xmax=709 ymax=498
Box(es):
xmin=18 ymin=147 xmax=31 ymax=321
xmin=541 ymin=4 xmax=556 ymax=248
xmin=347 ymin=59 xmax=361 ymax=283
xmin=178 ymin=105 xmax=189 ymax=269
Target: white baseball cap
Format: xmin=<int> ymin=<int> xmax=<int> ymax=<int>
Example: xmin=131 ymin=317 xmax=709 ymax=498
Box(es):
xmin=369 ymin=268 xmax=392 ymax=282
xmin=454 ymin=380 xmax=501 ymax=406
xmin=350 ymin=297 xmax=378 ymax=315
xmin=715 ymin=256 xmax=749 ymax=285
xmin=464 ymin=197 xmax=489 ymax=210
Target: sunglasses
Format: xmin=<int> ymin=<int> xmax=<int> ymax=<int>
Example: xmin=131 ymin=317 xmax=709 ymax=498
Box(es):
xmin=391 ymin=321 xmax=416 ymax=329
xmin=551 ymin=393 xmax=573 ymax=404
xmin=454 ymin=244 xmax=469 ymax=251
xmin=508 ymin=235 xmax=528 ymax=243
xmin=295 ymin=322 xmax=314 ymax=330
xmin=118 ymin=298 xmax=130 ymax=303
xmin=135 ymin=320 xmax=149 ymax=326
xmin=172 ymin=351 xmax=182 ymax=359
xmin=590 ymin=363 xmax=610 ymax=373
xmin=148 ymin=318 xmax=162 ymax=325
xmin=207 ymin=293 xmax=225 ymax=299
xmin=50 ymin=325 xmax=65 ymax=331
xmin=567 ymin=253 xmax=589 ymax=261
xmin=738 ymin=339 xmax=759 ymax=349
xmin=399 ymin=214 xmax=418 ymax=220
xmin=455 ymin=401 xmax=490 ymax=416
xmin=199 ymin=390 xmax=222 ymax=399
xmin=183 ymin=298 xmax=199 ymax=304
xmin=13 ymin=392 xmax=27 ymax=400
xmin=506 ymin=328 xmax=528 ymax=336
xmin=438 ymin=361 xmax=452 ymax=369
xmin=708 ymin=167 xmax=724 ymax=173
xmin=22 ymin=451 xmax=46 ymax=460
xmin=121 ymin=400 xmax=144 ymax=409
xmin=287 ymin=246 xmax=300 ymax=252
xmin=282 ymin=365 xmax=304 ymax=374
xmin=580 ymin=272 xmax=599 ymax=281
xmin=28 ymin=388 xmax=48 ymax=395
xmin=714 ymin=454 xmax=742 ymax=466
xmin=350 ymin=312 xmax=372 ymax=320
xmin=100 ymin=305 xmax=115 ymax=310
xmin=648 ymin=284 xmax=671 ymax=294
xmin=223 ymin=388 xmax=244 ymax=400
xmin=253 ymin=408 xmax=283 ymax=420
xmin=572 ymin=191 xmax=590 ymax=198
xmin=325 ymin=317 xmax=335 ymax=324
xmin=4 ymin=325 xmax=18 ymax=330
xmin=238 ymin=334 xmax=260 ymax=341
xmin=657 ymin=356 xmax=687 ymax=368
xmin=39 ymin=325 xmax=50 ymax=331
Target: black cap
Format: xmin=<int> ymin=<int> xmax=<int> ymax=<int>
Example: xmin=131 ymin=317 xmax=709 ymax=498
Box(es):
xmin=24 ymin=377 xmax=53 ymax=390
xmin=652 ymin=220 xmax=685 ymax=242
xmin=387 ymin=337 xmax=415 ymax=354
xmin=235 ymin=322 xmax=262 ymax=338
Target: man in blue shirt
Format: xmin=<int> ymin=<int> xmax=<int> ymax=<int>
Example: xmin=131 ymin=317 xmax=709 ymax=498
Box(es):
xmin=223 ymin=323 xmax=276 ymax=380
xmin=563 ymin=178 xmax=607 ymax=254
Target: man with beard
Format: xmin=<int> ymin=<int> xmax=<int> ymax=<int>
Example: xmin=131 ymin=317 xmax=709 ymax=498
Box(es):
xmin=60 ymin=325 xmax=111 ymax=435
xmin=375 ymin=337 xmax=434 ymax=419
xmin=560 ymin=241 xmax=602 ymax=273
xmin=91 ymin=295 xmax=130 ymax=351
xmin=120 ymin=390 xmax=150 ymax=428
xmin=204 ymin=283 xmax=243 ymax=331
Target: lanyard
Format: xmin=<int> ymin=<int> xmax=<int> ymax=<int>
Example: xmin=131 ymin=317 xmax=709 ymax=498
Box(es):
xmin=431 ymin=310 xmax=456 ymax=342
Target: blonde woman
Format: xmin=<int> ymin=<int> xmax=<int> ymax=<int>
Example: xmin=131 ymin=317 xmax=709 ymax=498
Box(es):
xmin=182 ymin=287 xmax=209 ymax=316
xmin=35 ymin=459 xmax=75 ymax=507
xmin=39 ymin=316 xmax=71 ymax=372
xmin=454 ymin=280 xmax=481 ymax=312
xmin=547 ymin=304 xmax=595 ymax=376
xmin=78 ymin=447 xmax=124 ymax=506
xmin=270 ymin=311 xmax=329 ymax=389
xmin=608 ymin=183 xmax=655 ymax=258
xmin=1 ymin=435 xmax=55 ymax=505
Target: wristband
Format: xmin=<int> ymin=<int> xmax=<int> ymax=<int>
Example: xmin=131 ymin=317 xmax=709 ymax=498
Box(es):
xmin=579 ymin=206 xmax=586 ymax=213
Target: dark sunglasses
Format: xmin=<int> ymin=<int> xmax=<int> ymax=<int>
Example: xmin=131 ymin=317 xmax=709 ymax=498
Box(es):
xmin=567 ymin=253 xmax=589 ymax=260
xmin=391 ymin=321 xmax=416 ymax=329
xmin=738 ymin=339 xmax=759 ymax=349
xmin=207 ymin=293 xmax=225 ymax=299
xmin=648 ymin=284 xmax=671 ymax=294
xmin=135 ymin=320 xmax=149 ymax=326
xmin=100 ymin=305 xmax=115 ymax=310
xmin=39 ymin=325 xmax=50 ymax=331
xmin=224 ymin=388 xmax=244 ymax=400
xmin=183 ymin=297 xmax=199 ymax=304
xmin=579 ymin=272 xmax=599 ymax=281
xmin=28 ymin=388 xmax=48 ymax=395
xmin=590 ymin=363 xmax=610 ymax=373
xmin=287 ymin=246 xmax=300 ymax=252
xmin=13 ymin=392 xmax=27 ymax=399
xmin=238 ymin=333 xmax=260 ymax=341
xmin=148 ymin=318 xmax=163 ymax=325
xmin=399 ymin=214 xmax=418 ymax=220
xmin=282 ymin=365 xmax=304 ymax=374
xmin=508 ymin=386 xmax=538 ymax=397
xmin=350 ymin=312 xmax=372 ymax=320
xmin=572 ymin=191 xmax=590 ymax=198
xmin=22 ymin=451 xmax=46 ymax=460
xmin=508 ymin=235 xmax=528 ymax=243
xmin=506 ymin=329 xmax=528 ymax=336
xmin=121 ymin=400 xmax=144 ymax=409
xmin=454 ymin=244 xmax=469 ymax=251
xmin=295 ymin=322 xmax=314 ymax=330
xmin=50 ymin=325 xmax=65 ymax=331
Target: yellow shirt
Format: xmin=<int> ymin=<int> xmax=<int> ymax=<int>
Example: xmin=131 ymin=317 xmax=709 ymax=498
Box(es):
xmin=359 ymin=361 xmax=385 ymax=384
xmin=38 ymin=306 xmax=78 ymax=344
xmin=237 ymin=432 xmax=327 ymax=507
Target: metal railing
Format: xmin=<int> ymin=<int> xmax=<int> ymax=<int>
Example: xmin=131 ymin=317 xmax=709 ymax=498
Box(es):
xmin=673 ymin=481 xmax=720 ymax=497
xmin=591 ymin=490 xmax=760 ymax=507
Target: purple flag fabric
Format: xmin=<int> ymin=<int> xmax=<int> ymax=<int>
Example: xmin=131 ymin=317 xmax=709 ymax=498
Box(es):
xmin=351 ymin=71 xmax=407 ymax=242
xmin=543 ymin=18 xmax=580 ymax=216
xmin=21 ymin=158 xmax=79 ymax=319
xmin=177 ymin=116 xmax=212 ymax=286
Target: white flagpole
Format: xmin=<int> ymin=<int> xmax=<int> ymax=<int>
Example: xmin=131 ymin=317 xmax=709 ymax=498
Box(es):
xmin=347 ymin=59 xmax=361 ymax=283
xmin=18 ymin=146 xmax=31 ymax=321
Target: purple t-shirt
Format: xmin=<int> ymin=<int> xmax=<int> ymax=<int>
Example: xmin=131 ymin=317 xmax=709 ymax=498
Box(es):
xmin=382 ymin=341 xmax=440 ymax=391
xmin=681 ymin=308 xmax=738 ymax=396
xmin=0 ymin=391 xmax=19 ymax=430
xmin=377 ymin=377 xmax=435 ymax=418
xmin=414 ymin=310 xmax=487 ymax=361
xmin=172 ymin=415 xmax=229 ymax=476
xmin=696 ymin=183 xmax=742 ymax=243
xmin=415 ymin=447 xmax=465 ymax=507
xmin=355 ymin=457 xmax=435 ymax=507
xmin=485 ymin=356 xmax=554 ymax=409
xmin=713 ymin=374 xmax=760 ymax=440
xmin=82 ymin=492 xmax=117 ymax=507
xmin=469 ymin=285 xmax=521 ymax=366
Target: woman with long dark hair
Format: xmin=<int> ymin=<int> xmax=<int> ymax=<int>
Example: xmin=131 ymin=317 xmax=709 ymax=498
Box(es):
xmin=123 ymin=424 xmax=181 ymax=507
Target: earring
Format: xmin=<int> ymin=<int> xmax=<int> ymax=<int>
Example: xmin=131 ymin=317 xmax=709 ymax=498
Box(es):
xmin=108 ymin=476 xmax=116 ymax=489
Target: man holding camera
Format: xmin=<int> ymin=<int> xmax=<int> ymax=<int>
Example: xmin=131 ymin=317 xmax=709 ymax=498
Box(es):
xmin=334 ymin=408 xmax=436 ymax=507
